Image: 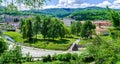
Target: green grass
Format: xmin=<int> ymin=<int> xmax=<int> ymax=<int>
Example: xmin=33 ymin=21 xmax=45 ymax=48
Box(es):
xmin=24 ymin=61 xmax=62 ymax=64
xmin=79 ymin=38 xmax=94 ymax=45
xmin=79 ymin=36 xmax=112 ymax=45
xmin=100 ymin=36 xmax=112 ymax=41
xmin=4 ymin=31 xmax=24 ymax=42
xmin=31 ymin=38 xmax=75 ymax=50
xmin=115 ymin=61 xmax=120 ymax=64
xmin=4 ymin=31 xmax=77 ymax=50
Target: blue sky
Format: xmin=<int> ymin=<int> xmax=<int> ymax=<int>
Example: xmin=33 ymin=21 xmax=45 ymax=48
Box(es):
xmin=43 ymin=0 xmax=120 ymax=9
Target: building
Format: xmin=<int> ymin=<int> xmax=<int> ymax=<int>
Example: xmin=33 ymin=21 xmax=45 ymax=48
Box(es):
xmin=93 ymin=20 xmax=112 ymax=35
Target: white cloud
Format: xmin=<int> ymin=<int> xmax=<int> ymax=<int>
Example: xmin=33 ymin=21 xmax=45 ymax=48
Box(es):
xmin=43 ymin=5 xmax=57 ymax=9
xmin=42 ymin=0 xmax=120 ymax=9
xmin=110 ymin=4 xmax=120 ymax=9
xmin=80 ymin=3 xmax=90 ymax=8
xmin=59 ymin=0 xmax=68 ymax=4
xmin=96 ymin=1 xmax=111 ymax=7
xmin=113 ymin=0 xmax=120 ymax=4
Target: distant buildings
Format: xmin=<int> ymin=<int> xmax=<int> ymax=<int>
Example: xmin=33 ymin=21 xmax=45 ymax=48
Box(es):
xmin=7 ymin=22 xmax=20 ymax=29
xmin=0 ymin=15 xmax=32 ymax=31
xmin=93 ymin=20 xmax=112 ymax=35
xmin=81 ymin=20 xmax=112 ymax=35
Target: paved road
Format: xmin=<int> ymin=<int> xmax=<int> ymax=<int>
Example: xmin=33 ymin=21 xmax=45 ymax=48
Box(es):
xmin=21 ymin=45 xmax=63 ymax=57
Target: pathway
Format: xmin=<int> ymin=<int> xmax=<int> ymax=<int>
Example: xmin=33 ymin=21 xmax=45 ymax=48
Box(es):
xmin=68 ymin=38 xmax=80 ymax=51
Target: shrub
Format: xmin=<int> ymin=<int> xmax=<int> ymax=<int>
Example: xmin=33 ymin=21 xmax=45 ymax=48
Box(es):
xmin=0 ymin=46 xmax=22 ymax=64
xmin=71 ymin=53 xmax=78 ymax=60
xmin=42 ymin=55 xmax=52 ymax=62
xmin=0 ymin=38 xmax=7 ymax=55
xmin=25 ymin=52 xmax=33 ymax=62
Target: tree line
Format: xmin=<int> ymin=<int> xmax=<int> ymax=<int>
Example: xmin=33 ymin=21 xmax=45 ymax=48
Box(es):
xmin=20 ymin=15 xmax=96 ymax=41
xmin=20 ymin=15 xmax=69 ymax=41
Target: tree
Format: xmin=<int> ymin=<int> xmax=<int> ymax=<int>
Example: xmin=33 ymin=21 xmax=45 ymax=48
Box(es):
xmin=71 ymin=21 xmax=82 ymax=35
xmin=76 ymin=21 xmax=82 ymax=35
xmin=41 ymin=17 xmax=67 ymax=39
xmin=47 ymin=18 xmax=59 ymax=39
xmin=80 ymin=21 xmax=96 ymax=39
xmin=16 ymin=0 xmax=48 ymax=9
xmin=71 ymin=21 xmax=77 ymax=35
xmin=57 ymin=20 xmax=67 ymax=39
xmin=1 ymin=0 xmax=48 ymax=9
xmin=59 ymin=23 xmax=67 ymax=39
xmin=5 ymin=3 xmax=18 ymax=12
xmin=33 ymin=15 xmax=42 ymax=39
xmin=20 ymin=18 xmax=25 ymax=33
xmin=107 ymin=6 xmax=120 ymax=28
xmin=25 ymin=18 xmax=33 ymax=41
xmin=21 ymin=18 xmax=33 ymax=41
xmin=41 ymin=17 xmax=51 ymax=39
xmin=48 ymin=18 xmax=67 ymax=39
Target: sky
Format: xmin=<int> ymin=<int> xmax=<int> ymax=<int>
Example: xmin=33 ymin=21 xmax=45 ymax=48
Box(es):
xmin=42 ymin=0 xmax=120 ymax=9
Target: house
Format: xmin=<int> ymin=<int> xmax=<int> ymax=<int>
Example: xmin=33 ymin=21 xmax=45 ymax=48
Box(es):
xmin=81 ymin=20 xmax=112 ymax=35
xmin=7 ymin=22 xmax=20 ymax=29
xmin=92 ymin=20 xmax=112 ymax=35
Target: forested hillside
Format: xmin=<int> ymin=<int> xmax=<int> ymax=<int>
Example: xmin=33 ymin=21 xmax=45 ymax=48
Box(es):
xmin=70 ymin=10 xmax=109 ymax=20
xmin=0 ymin=6 xmax=119 ymax=20
xmin=23 ymin=6 xmax=120 ymax=20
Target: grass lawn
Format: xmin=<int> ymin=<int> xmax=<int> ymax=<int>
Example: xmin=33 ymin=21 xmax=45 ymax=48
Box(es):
xmin=24 ymin=61 xmax=62 ymax=64
xmin=79 ymin=39 xmax=94 ymax=45
xmin=4 ymin=31 xmax=78 ymax=50
xmin=100 ymin=35 xmax=112 ymax=41
xmin=115 ymin=61 xmax=120 ymax=64
xmin=4 ymin=31 xmax=24 ymax=42
xmin=79 ymin=35 xmax=112 ymax=45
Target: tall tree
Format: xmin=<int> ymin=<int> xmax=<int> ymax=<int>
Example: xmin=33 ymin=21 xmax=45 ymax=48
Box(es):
xmin=33 ymin=15 xmax=42 ymax=39
xmin=80 ymin=21 xmax=96 ymax=39
xmin=20 ymin=18 xmax=25 ymax=33
xmin=21 ymin=18 xmax=33 ymax=41
xmin=47 ymin=18 xmax=58 ymax=39
xmin=71 ymin=21 xmax=82 ymax=35
xmin=41 ymin=17 xmax=51 ymax=39
xmin=58 ymin=20 xmax=67 ymax=38
xmin=76 ymin=21 xmax=82 ymax=35
xmin=47 ymin=18 xmax=67 ymax=39
xmin=25 ymin=18 xmax=33 ymax=41
xmin=107 ymin=6 xmax=120 ymax=28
